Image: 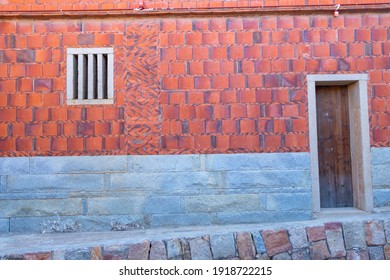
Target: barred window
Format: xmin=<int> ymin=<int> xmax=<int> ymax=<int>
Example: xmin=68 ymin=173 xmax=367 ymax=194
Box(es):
xmin=66 ymin=48 xmax=114 ymax=105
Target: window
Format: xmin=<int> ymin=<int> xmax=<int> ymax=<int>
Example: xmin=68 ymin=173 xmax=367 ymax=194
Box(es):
xmin=66 ymin=48 xmax=114 ymax=105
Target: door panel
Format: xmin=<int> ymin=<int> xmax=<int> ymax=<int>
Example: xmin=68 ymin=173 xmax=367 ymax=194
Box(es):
xmin=316 ymin=86 xmax=353 ymax=208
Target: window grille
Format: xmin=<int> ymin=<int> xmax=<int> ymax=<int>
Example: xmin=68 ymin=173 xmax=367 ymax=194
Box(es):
xmin=66 ymin=48 xmax=114 ymax=105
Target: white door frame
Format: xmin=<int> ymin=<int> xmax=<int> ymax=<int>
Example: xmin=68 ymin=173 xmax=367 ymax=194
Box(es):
xmin=307 ymin=74 xmax=373 ymax=213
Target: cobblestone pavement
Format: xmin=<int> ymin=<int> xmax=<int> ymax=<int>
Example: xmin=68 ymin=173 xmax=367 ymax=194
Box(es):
xmin=1 ymin=213 xmax=389 ymax=260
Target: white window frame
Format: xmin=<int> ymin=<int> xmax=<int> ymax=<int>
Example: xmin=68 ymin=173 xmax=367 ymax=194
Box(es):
xmin=66 ymin=48 xmax=114 ymax=105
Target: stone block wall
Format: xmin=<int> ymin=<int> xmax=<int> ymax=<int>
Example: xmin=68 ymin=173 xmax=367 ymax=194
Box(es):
xmin=372 ymin=147 xmax=390 ymax=207
xmin=2 ymin=217 xmax=389 ymax=260
xmin=0 ymin=152 xmax=312 ymax=233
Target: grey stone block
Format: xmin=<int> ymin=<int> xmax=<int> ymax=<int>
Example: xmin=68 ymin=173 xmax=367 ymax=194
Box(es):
xmin=206 ymin=152 xmax=310 ymax=171
xmin=149 ymin=241 xmax=167 ymax=260
xmin=289 ymin=228 xmax=309 ymax=249
xmin=227 ymin=170 xmax=310 ymax=189
xmin=326 ymin=227 xmax=346 ymax=258
xmin=87 ymin=196 xmax=181 ymax=215
xmin=188 ymin=237 xmax=213 ymax=260
xmin=0 ymin=192 xmax=68 ymax=200
xmin=0 ymin=157 xmax=29 ymax=175
xmin=210 ymin=233 xmax=236 ymax=260
xmin=0 ymin=198 xmax=83 ymax=217
xmin=272 ymin=252 xmax=291 ymax=260
xmin=368 ymin=246 xmax=384 ymax=260
xmin=267 ymin=193 xmax=311 ymax=211
xmin=0 ymin=218 xmax=9 ymax=233
xmin=111 ymin=172 xmax=223 ymax=191
xmin=217 ymin=211 xmax=311 ymax=225
xmin=292 ymin=249 xmax=310 ymax=260
xmin=372 ymin=165 xmax=390 ymax=187
xmin=31 ymin=155 xmax=127 ymax=174
xmin=102 ymin=244 xmax=129 ymax=260
xmin=65 ymin=248 xmax=92 ymax=260
xmin=51 ymin=250 xmax=66 ymax=260
xmin=0 ymin=176 xmax=6 ymax=192
xmin=151 ymin=213 xmax=213 ymax=228
xmin=373 ymin=189 xmax=390 ymax=207
xmin=252 ymin=231 xmax=267 ymax=254
xmin=166 ymin=239 xmax=183 ymax=260
xmin=8 ymin=174 xmax=104 ymax=192
xmin=385 ymin=220 xmax=390 ymax=243
xmin=133 ymin=155 xmax=200 ymax=172
xmin=343 ymin=221 xmax=366 ymax=250
xmin=128 ymin=241 xmax=150 ymax=260
xmin=10 ymin=215 xmax=146 ymax=233
xmin=183 ymin=194 xmax=263 ymax=213
xmin=371 ymin=147 xmax=390 ymax=165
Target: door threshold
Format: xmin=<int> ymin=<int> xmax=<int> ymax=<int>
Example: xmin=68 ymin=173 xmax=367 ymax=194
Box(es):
xmin=313 ymin=207 xmax=370 ymax=219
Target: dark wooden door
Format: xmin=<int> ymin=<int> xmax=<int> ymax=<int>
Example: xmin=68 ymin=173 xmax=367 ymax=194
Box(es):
xmin=316 ymin=86 xmax=353 ymax=208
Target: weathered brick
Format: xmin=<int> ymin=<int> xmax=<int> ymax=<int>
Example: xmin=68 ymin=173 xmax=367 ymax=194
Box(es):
xmin=309 ymin=240 xmax=330 ymax=260
xmin=261 ymin=229 xmax=292 ymax=257
xmin=149 ymin=240 xmax=167 ymax=260
xmin=306 ymin=226 xmax=326 ymax=242
xmin=236 ymin=232 xmax=255 ymax=260
xmin=365 ymin=220 xmax=386 ymax=246
xmin=128 ymin=241 xmax=150 ymax=260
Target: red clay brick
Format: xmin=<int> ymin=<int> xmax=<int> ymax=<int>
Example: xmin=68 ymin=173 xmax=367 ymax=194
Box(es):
xmin=16 ymin=138 xmax=33 ymax=152
xmin=179 ymin=77 xmax=194 ymax=90
xmin=177 ymin=48 xmax=193 ymax=60
xmin=34 ymin=108 xmax=49 ymax=122
xmin=12 ymin=123 xmax=25 ymax=137
xmin=220 ymin=61 xmax=234 ymax=74
xmin=219 ymin=32 xmax=235 ymax=44
xmin=86 ymin=137 xmax=103 ymax=150
xmin=43 ymin=123 xmax=58 ymax=136
xmin=193 ymin=47 xmax=209 ymax=59
xmin=231 ymin=104 xmax=247 ymax=118
xmin=237 ymin=32 xmax=253 ymax=44
xmin=229 ymin=46 xmax=244 ymax=59
xmin=186 ymin=33 xmax=202 ymax=45
xmin=244 ymin=45 xmax=260 ymax=58
xmin=180 ymin=105 xmax=196 ymax=119
xmin=194 ymin=77 xmax=211 ymax=89
xmin=189 ymin=120 xmax=205 ymax=133
xmin=162 ymin=136 xmax=179 ymax=149
xmin=222 ymin=120 xmax=237 ymax=133
xmin=212 ymin=76 xmax=229 ymax=89
xmin=262 ymin=45 xmax=278 ymax=58
xmin=188 ymin=91 xmax=204 ymax=104
xmin=209 ymin=18 xmax=226 ymax=31
xmin=16 ymin=108 xmax=33 ymax=122
xmin=168 ymin=33 xmax=185 ymax=46
xmin=271 ymin=31 xmax=286 ymax=43
xmin=203 ymin=33 xmax=219 ymax=45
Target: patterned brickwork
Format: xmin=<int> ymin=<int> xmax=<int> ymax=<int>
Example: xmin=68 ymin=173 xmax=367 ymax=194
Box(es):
xmin=124 ymin=20 xmax=160 ymax=155
xmin=0 ymin=11 xmax=389 ymax=156
xmin=1 ymin=1 xmax=387 ymax=13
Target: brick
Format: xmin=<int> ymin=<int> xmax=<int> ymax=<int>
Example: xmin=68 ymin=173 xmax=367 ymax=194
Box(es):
xmin=261 ymin=17 xmax=277 ymax=29
xmin=34 ymin=79 xmax=52 ymax=92
xmin=237 ymin=32 xmax=252 ymax=44
xmin=35 ymin=49 xmax=51 ymax=62
xmin=162 ymin=77 xmax=178 ymax=90
xmin=309 ymin=240 xmax=331 ymax=260
xmin=168 ymin=33 xmax=184 ymax=46
xmin=177 ymin=48 xmax=192 ymax=60
xmin=193 ymin=47 xmax=209 ymax=59
xmin=229 ymin=46 xmax=244 ymax=59
xmin=365 ymin=220 xmax=386 ymax=246
xmin=320 ymin=30 xmax=337 ymax=42
xmin=186 ymin=33 xmax=202 ymax=45
xmin=202 ymin=33 xmax=219 ymax=45
xmin=16 ymin=138 xmax=33 ymax=151
xmin=193 ymin=19 xmax=208 ymax=30
xmin=161 ymin=48 xmax=176 ymax=60
xmin=262 ymin=45 xmax=278 ymax=58
xmin=314 ymin=44 xmax=330 ymax=57
xmin=16 ymin=109 xmax=33 ymax=122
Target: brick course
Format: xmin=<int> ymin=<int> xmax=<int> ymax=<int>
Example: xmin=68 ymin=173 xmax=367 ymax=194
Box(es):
xmin=1 ymin=9 xmax=389 ymax=156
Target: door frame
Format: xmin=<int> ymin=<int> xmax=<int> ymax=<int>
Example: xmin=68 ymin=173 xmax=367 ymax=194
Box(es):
xmin=307 ymin=74 xmax=373 ymax=213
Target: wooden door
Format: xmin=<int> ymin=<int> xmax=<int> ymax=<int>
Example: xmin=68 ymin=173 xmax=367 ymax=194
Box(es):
xmin=316 ymin=86 xmax=353 ymax=208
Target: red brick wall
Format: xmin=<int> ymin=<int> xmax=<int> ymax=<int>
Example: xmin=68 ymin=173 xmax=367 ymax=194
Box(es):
xmin=0 ymin=1 xmax=389 ymax=12
xmin=0 ymin=11 xmax=389 ymax=156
